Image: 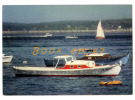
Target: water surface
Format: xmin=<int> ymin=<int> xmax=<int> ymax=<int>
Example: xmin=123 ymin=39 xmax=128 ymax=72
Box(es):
xmin=3 ymin=33 xmax=132 ymax=95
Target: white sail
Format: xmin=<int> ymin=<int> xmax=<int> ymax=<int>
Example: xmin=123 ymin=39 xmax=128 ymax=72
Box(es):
xmin=96 ymin=21 xmax=105 ymax=38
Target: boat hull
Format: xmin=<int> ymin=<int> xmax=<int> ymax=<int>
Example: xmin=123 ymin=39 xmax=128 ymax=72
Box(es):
xmin=3 ymin=56 xmax=13 ymax=63
xmin=96 ymin=37 xmax=105 ymax=39
xmin=13 ymin=64 xmax=121 ymax=77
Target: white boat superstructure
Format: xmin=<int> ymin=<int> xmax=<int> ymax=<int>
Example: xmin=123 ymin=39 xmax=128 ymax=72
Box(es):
xmin=96 ymin=20 xmax=105 ymax=39
xmin=3 ymin=54 xmax=13 ymax=63
xmin=85 ymin=53 xmax=110 ymax=57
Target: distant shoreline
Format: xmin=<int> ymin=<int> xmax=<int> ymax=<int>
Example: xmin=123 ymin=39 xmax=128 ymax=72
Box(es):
xmin=3 ymin=29 xmax=132 ymax=34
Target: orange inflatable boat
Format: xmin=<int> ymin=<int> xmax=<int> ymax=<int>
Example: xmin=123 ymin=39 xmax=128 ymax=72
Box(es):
xmin=99 ymin=80 xmax=122 ymax=85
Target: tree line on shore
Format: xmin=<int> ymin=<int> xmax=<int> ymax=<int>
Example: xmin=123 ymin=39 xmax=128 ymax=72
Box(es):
xmin=3 ymin=19 xmax=132 ymax=31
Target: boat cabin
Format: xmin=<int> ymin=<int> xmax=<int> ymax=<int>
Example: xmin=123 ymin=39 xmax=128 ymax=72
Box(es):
xmin=61 ymin=60 xmax=95 ymax=69
xmin=50 ymin=55 xmax=96 ymax=69
xmin=78 ymin=53 xmax=111 ymax=60
xmin=52 ymin=55 xmax=76 ymax=67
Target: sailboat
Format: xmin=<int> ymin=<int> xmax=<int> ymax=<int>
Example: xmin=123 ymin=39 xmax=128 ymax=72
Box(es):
xmin=96 ymin=20 xmax=105 ymax=39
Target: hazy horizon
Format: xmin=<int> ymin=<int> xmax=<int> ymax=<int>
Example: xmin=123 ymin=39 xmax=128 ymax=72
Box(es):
xmin=3 ymin=18 xmax=132 ymax=24
xmin=3 ymin=5 xmax=132 ymax=23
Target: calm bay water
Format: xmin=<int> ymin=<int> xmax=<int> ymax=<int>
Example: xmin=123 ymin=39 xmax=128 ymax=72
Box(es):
xmin=3 ymin=33 xmax=132 ymax=95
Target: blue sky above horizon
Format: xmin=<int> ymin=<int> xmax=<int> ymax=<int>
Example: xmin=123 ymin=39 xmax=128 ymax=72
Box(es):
xmin=3 ymin=5 xmax=132 ymax=23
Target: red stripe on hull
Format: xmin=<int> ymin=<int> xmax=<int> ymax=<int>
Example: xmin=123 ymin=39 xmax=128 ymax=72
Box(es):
xmin=15 ymin=74 xmax=117 ymax=77
xmin=59 ymin=65 xmax=93 ymax=69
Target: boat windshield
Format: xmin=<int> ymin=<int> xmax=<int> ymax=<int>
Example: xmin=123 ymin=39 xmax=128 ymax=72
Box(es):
xmin=53 ymin=58 xmax=58 ymax=66
xmin=53 ymin=56 xmax=75 ymax=68
xmin=66 ymin=57 xmax=73 ymax=62
xmin=72 ymin=57 xmax=76 ymax=60
xmin=53 ymin=58 xmax=66 ymax=68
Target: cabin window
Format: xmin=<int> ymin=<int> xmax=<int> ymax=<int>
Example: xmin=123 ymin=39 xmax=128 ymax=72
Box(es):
xmin=78 ymin=65 xmax=81 ymax=68
xmin=104 ymin=55 xmax=107 ymax=57
xmin=92 ymin=57 xmax=95 ymax=59
xmin=67 ymin=57 xmax=73 ymax=62
xmin=88 ymin=57 xmax=92 ymax=59
xmin=70 ymin=65 xmax=74 ymax=68
xmin=53 ymin=58 xmax=58 ymax=66
xmin=72 ymin=57 xmax=76 ymax=60
xmin=99 ymin=57 xmax=102 ymax=59
xmin=95 ymin=57 xmax=98 ymax=59
xmin=57 ymin=58 xmax=66 ymax=67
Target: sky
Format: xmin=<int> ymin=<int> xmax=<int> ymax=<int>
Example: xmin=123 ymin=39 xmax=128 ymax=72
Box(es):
xmin=2 ymin=5 xmax=132 ymax=23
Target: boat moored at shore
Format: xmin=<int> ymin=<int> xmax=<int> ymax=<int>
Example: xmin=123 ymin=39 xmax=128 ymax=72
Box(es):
xmin=3 ymin=54 xmax=13 ymax=63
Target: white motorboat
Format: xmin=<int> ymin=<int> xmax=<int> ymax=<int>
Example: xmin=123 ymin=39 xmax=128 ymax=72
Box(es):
xmin=96 ymin=20 xmax=105 ymax=39
xmin=3 ymin=54 xmax=13 ymax=63
xmin=66 ymin=35 xmax=78 ymax=39
xmin=43 ymin=33 xmax=52 ymax=37
xmin=13 ymin=55 xmax=122 ymax=76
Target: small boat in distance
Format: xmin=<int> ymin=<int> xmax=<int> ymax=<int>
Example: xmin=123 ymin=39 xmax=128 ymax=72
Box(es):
xmin=96 ymin=20 xmax=105 ymax=39
xmin=3 ymin=54 xmax=13 ymax=63
xmin=43 ymin=33 xmax=52 ymax=37
xmin=13 ymin=55 xmax=122 ymax=77
xmin=66 ymin=35 xmax=78 ymax=39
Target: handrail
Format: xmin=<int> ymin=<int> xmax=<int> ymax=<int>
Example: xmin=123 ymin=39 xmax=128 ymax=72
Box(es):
xmin=55 ymin=59 xmax=59 ymax=68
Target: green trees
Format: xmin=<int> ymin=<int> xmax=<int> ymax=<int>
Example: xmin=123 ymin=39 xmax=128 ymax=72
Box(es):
xmin=3 ymin=19 xmax=132 ymax=31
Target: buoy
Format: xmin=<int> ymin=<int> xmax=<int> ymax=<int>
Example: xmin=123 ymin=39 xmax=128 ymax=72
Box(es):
xmin=99 ymin=80 xmax=122 ymax=85
xmin=23 ymin=61 xmax=27 ymax=64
